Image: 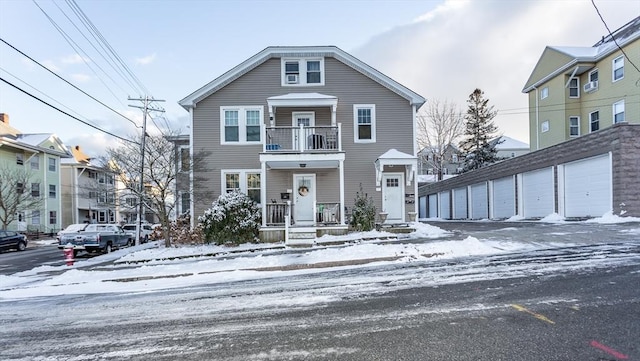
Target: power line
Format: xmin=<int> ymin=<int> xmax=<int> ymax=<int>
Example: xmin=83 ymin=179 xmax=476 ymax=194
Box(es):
xmin=1 ymin=76 xmax=139 ymax=145
xmin=0 ymin=37 xmax=140 ymax=129
xmin=590 ymin=0 xmax=640 ymax=75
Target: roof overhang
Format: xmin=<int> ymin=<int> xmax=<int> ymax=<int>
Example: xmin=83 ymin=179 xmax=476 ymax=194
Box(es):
xmin=267 ymin=93 xmax=338 ymax=108
xmin=374 ymin=148 xmax=417 ymax=186
xmin=260 ymin=152 xmax=345 ymax=170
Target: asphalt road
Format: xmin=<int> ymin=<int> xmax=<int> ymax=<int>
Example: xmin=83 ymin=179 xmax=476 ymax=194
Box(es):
xmin=0 ymin=243 xmax=65 ymax=274
xmin=1 ymin=239 xmax=638 ymax=360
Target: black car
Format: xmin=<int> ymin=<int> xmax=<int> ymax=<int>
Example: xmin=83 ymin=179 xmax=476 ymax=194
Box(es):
xmin=0 ymin=229 xmax=28 ymax=252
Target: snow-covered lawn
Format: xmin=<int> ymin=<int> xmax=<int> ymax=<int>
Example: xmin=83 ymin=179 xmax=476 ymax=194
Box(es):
xmin=2 ymin=214 xmax=639 ymax=302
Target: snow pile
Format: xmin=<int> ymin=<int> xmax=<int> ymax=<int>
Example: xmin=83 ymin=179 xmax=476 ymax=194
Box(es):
xmin=584 ymin=211 xmax=640 ymax=224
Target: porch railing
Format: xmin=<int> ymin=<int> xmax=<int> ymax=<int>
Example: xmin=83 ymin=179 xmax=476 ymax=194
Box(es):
xmin=265 ymin=202 xmax=341 ymax=226
xmin=264 ymin=125 xmax=341 ymax=152
xmin=316 ymin=202 xmax=340 ymax=224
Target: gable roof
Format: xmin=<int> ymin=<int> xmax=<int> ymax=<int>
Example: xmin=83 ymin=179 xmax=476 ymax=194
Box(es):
xmin=494 ymin=136 xmax=529 ymax=150
xmin=179 ymin=46 xmax=426 ymax=110
xmin=523 ymin=15 xmax=640 ymax=92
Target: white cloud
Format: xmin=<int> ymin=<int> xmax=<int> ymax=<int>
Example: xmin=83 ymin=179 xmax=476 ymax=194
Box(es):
xmin=61 ymin=53 xmax=88 ymax=65
xmin=135 ymin=53 xmax=157 ymax=65
xmin=70 ymin=73 xmax=91 ymax=82
xmin=40 ymin=59 xmax=60 ymax=72
xmin=353 ymin=0 xmax=638 ymax=144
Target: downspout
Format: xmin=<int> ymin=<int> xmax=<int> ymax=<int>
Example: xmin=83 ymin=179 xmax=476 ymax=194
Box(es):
xmin=189 ymin=106 xmax=195 ymax=228
xmin=412 ymin=104 xmax=418 ymax=214
xmin=534 ymin=86 xmax=539 ymax=150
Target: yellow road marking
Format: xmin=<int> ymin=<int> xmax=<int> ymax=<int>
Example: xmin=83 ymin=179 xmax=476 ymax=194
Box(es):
xmin=511 ymin=304 xmax=556 ymax=324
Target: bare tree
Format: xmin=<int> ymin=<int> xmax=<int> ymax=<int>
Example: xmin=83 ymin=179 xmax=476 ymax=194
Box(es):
xmin=0 ymin=164 xmax=44 ymax=229
xmin=416 ymin=100 xmax=464 ymax=181
xmin=104 ymin=130 xmax=211 ymax=247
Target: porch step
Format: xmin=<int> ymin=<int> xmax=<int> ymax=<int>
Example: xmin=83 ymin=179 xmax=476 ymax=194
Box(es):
xmin=287 ymin=227 xmax=317 ymax=240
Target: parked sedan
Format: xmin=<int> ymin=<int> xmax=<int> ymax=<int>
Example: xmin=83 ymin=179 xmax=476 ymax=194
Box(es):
xmin=0 ymin=229 xmax=28 ymax=252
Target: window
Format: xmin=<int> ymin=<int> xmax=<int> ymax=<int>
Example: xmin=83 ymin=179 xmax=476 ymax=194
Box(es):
xmin=32 ymin=210 xmax=40 ymax=225
xmin=569 ymin=78 xmax=579 ymax=98
xmin=569 ymin=116 xmax=580 ymax=137
xmin=31 ymin=183 xmax=40 ymax=197
xmin=613 ymin=100 xmax=625 ymax=123
xmin=16 ymin=182 xmax=24 ymax=194
xmin=541 ymin=120 xmax=549 ymax=133
xmin=281 ymin=58 xmax=324 ymax=86
xmin=98 ymin=173 xmax=105 ymax=184
xmin=106 ymin=174 xmax=114 ymax=185
xmin=98 ymin=192 xmax=106 ymax=204
xmin=98 ymin=211 xmax=106 ymax=223
xmin=49 ymin=211 xmax=57 ymax=225
xmin=16 ymin=153 xmax=23 ymax=165
xmin=179 ymin=146 xmax=190 ymax=172
xmin=88 ymin=171 xmax=96 ymax=179
xmin=220 ymin=106 xmax=263 ymax=144
xmin=49 ymin=184 xmax=56 ymax=198
xmin=222 ymin=170 xmax=262 ymax=205
xmin=612 ymin=56 xmax=624 ymax=81
xmin=589 ymin=69 xmax=599 ymax=82
xmin=353 ymin=104 xmax=376 ymax=143
xmin=452 ymin=154 xmax=459 ymax=163
xmin=48 ymin=157 xmax=56 ymax=172
xmin=180 ymin=192 xmax=190 ymax=215
xmin=89 ymin=191 xmax=97 ymax=200
xmin=126 ymin=197 xmax=136 ymax=207
xmin=109 ymin=210 xmax=115 ymax=223
xmin=30 ymin=155 xmax=40 ymax=170
xmin=590 ymin=111 xmax=600 ymax=132
xmin=540 ymin=87 xmax=548 ymax=99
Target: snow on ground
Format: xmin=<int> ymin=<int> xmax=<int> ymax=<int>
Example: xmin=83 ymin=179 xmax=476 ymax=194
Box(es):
xmin=1 ymin=216 xmax=638 ymax=302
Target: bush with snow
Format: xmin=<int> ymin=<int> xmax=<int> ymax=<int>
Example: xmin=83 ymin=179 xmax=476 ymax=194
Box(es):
xmin=350 ymin=184 xmax=377 ymax=232
xmin=198 ymin=191 xmax=261 ymax=245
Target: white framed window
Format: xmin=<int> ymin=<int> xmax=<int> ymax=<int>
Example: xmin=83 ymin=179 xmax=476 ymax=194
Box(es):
xmin=109 ymin=210 xmax=115 ymax=223
xmin=31 ymin=210 xmax=40 ymax=225
xmin=125 ymin=197 xmax=136 ymax=207
xmin=30 ymin=155 xmax=40 ymax=170
xmin=281 ymin=58 xmax=324 ymax=86
xmin=452 ymin=154 xmax=459 ymax=163
xmin=353 ymin=104 xmax=376 ymax=143
xmin=569 ymin=78 xmax=579 ymax=98
xmin=540 ymin=87 xmax=548 ymax=99
xmin=612 ymin=56 xmax=624 ymax=82
xmin=49 ymin=184 xmax=56 ymax=198
xmin=179 ymin=145 xmax=190 ymax=172
xmin=569 ymin=116 xmax=580 ymax=137
xmin=98 ymin=211 xmax=106 ymax=223
xmin=590 ymin=111 xmax=600 ymax=132
xmin=221 ymin=169 xmax=262 ymax=205
xmin=179 ymin=191 xmax=190 ymax=215
xmin=48 ymin=157 xmax=56 ymax=172
xmin=49 ymin=211 xmax=57 ymax=225
xmin=98 ymin=173 xmax=105 ymax=184
xmin=106 ymin=174 xmax=114 ymax=185
xmin=220 ymin=106 xmax=263 ymax=144
xmin=613 ymin=100 xmax=625 ymax=123
xmin=589 ymin=69 xmax=599 ymax=82
xmin=16 ymin=153 xmax=23 ymax=165
xmin=31 ymin=183 xmax=40 ymax=197
xmin=541 ymin=120 xmax=549 ymax=133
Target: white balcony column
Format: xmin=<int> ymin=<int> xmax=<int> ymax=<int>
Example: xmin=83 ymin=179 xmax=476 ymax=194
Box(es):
xmin=298 ymin=124 xmax=305 ymax=152
xmin=268 ymin=105 xmax=275 ymax=127
xmin=261 ymin=162 xmax=267 ymax=227
xmin=337 ymin=123 xmax=342 ymax=151
xmin=331 ymin=104 xmax=337 ymax=126
xmin=339 ymin=158 xmax=345 ymax=225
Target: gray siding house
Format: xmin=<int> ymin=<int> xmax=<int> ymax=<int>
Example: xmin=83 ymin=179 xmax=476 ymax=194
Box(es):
xmin=179 ymin=46 xmax=425 ymax=241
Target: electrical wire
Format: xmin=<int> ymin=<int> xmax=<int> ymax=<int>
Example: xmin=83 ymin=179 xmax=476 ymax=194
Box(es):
xmin=0 ymin=38 xmax=141 ymax=129
xmin=591 ymin=0 xmax=640 ymax=74
xmin=1 ymin=76 xmax=139 ymax=145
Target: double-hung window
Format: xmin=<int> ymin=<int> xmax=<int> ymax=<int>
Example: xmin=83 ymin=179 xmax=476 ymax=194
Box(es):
xmin=31 ymin=183 xmax=40 ymax=197
xmin=180 ymin=192 xmax=190 ymax=215
xmin=540 ymin=87 xmax=548 ymax=99
xmin=49 ymin=211 xmax=57 ymax=225
xmin=281 ymin=58 xmax=324 ymax=86
xmin=222 ymin=170 xmax=262 ymax=205
xmin=613 ymin=100 xmax=625 ymax=123
xmin=569 ymin=116 xmax=580 ymax=137
xmin=49 ymin=184 xmax=56 ymax=198
xmin=30 ymin=155 xmax=39 ymax=170
xmin=48 ymin=157 xmax=56 ymax=172
xmin=353 ymin=104 xmax=376 ymax=143
xmin=569 ymin=78 xmax=579 ymax=98
xmin=32 ymin=210 xmax=40 ymax=225
xmin=179 ymin=146 xmax=190 ymax=172
xmin=612 ymin=56 xmax=624 ymax=82
xmin=590 ymin=111 xmax=600 ymax=132
xmin=16 ymin=153 xmax=23 ymax=165
xmin=221 ymin=106 xmax=263 ymax=144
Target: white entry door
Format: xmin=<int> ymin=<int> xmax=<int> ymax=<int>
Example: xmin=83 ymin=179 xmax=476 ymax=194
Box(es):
xmin=293 ymin=174 xmax=316 ymax=225
xmin=292 ymin=112 xmax=315 ymax=151
xmin=382 ymin=173 xmax=404 ymax=223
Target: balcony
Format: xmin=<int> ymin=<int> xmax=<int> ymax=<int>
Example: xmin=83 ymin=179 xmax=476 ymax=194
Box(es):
xmin=264 ymin=125 xmax=341 ymax=153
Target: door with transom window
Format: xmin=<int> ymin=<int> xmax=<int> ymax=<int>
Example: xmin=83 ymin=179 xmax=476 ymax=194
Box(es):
xmin=382 ymin=173 xmax=404 ymax=223
xmin=292 ymin=112 xmax=315 ymax=150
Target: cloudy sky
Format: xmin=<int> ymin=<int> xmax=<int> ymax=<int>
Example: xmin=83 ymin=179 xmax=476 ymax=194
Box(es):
xmin=0 ymin=0 xmax=637 ymax=156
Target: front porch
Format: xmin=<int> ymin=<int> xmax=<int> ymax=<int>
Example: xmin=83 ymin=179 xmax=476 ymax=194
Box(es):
xmin=260 ymin=202 xmax=349 ymax=243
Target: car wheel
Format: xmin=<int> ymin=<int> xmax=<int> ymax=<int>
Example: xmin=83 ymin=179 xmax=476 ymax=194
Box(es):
xmin=144 ymin=235 xmax=149 ymax=243
xmin=105 ymin=243 xmax=112 ymax=253
xmin=17 ymin=241 xmax=27 ymax=251
xmin=127 ymin=239 xmax=133 ymax=247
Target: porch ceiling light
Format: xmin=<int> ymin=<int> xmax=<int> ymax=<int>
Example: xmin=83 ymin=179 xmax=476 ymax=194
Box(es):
xmin=299 ymin=163 xmax=306 ymax=168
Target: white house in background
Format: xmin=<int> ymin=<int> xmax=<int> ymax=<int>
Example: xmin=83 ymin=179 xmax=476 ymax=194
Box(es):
xmin=494 ymin=136 xmax=530 ymax=159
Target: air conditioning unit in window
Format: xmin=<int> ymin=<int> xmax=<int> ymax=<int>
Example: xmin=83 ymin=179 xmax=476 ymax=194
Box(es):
xmin=583 ymin=81 xmax=598 ymax=93
xmin=286 ymin=74 xmax=299 ymax=84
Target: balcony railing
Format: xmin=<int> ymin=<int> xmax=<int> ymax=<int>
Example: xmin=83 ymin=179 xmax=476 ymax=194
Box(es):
xmin=265 ymin=202 xmax=341 ymax=226
xmin=264 ymin=125 xmax=341 ymax=152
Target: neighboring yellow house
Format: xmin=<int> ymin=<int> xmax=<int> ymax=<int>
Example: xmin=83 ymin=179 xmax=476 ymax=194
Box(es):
xmin=523 ymin=16 xmax=639 ymax=151
xmin=0 ymin=113 xmax=72 ymax=233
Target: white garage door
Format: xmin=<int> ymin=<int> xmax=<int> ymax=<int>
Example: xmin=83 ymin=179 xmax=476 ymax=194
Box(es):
xmin=439 ymin=191 xmax=451 ymax=219
xmin=492 ymin=176 xmax=515 ymax=219
xmin=564 ymin=154 xmax=611 ymax=218
xmin=419 ymin=196 xmax=427 ymax=219
xmin=428 ymin=194 xmax=438 ymax=218
xmin=453 ymin=187 xmax=467 ymax=219
xmin=470 ymin=182 xmax=488 ymax=219
xmin=522 ymin=167 xmax=554 ymax=218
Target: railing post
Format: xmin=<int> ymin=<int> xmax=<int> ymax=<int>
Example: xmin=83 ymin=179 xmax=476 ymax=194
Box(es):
xmin=285 ymin=201 xmax=291 ymax=243
xmin=298 ymin=125 xmax=305 ymax=152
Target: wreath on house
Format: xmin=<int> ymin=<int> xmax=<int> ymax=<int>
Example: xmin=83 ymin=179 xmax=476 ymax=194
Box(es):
xmin=298 ymin=185 xmax=309 ymax=197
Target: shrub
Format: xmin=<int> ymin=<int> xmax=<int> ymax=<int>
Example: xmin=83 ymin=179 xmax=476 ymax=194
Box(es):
xmin=167 ymin=214 xmax=205 ymax=246
xmin=198 ymin=191 xmax=261 ymax=245
xmin=350 ymin=184 xmax=377 ymax=231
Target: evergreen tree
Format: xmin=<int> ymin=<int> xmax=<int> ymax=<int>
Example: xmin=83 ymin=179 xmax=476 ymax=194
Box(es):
xmin=459 ymin=88 xmax=501 ymax=172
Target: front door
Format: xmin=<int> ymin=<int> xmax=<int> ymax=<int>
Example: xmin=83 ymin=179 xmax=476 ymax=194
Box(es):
xmin=293 ymin=174 xmax=316 ymax=225
xmin=382 ymin=173 xmax=404 ymax=223
xmin=292 ymin=112 xmax=315 ymax=151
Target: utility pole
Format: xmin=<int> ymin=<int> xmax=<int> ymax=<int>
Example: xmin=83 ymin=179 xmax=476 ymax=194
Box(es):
xmin=128 ymin=96 xmax=164 ymax=245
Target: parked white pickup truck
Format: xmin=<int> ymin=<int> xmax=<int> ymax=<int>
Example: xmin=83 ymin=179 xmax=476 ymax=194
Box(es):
xmin=121 ymin=223 xmax=154 ymax=243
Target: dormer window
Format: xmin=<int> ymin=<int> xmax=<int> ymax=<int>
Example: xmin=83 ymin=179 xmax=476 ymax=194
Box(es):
xmin=282 ymin=58 xmax=324 ymax=86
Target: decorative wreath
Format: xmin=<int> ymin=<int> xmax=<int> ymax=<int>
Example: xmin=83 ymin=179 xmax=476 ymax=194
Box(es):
xmin=298 ymin=185 xmax=309 ymax=196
